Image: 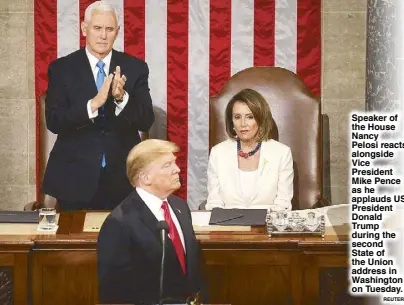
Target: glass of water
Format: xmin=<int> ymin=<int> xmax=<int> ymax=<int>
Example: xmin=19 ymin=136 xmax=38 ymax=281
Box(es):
xmin=305 ymin=211 xmax=320 ymax=232
xmin=274 ymin=212 xmax=289 ymax=231
xmin=267 ymin=206 xmax=288 ymax=223
xmin=38 ymin=208 xmax=57 ymax=230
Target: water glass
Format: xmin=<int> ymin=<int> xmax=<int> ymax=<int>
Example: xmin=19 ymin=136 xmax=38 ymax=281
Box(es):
xmin=38 ymin=208 xmax=57 ymax=230
xmin=305 ymin=211 xmax=320 ymax=232
xmin=267 ymin=206 xmax=288 ymax=222
xmin=274 ymin=212 xmax=289 ymax=231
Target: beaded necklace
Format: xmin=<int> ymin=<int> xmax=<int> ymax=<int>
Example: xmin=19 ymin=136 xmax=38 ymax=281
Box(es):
xmin=237 ymin=139 xmax=262 ymax=159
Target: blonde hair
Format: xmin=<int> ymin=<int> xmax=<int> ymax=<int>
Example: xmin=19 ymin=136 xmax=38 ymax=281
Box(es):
xmin=126 ymin=139 xmax=180 ymax=186
xmin=84 ymin=1 xmax=119 ymax=24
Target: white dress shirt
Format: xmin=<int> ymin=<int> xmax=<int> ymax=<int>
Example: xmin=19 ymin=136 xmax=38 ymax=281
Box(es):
xmin=85 ymin=47 xmax=129 ymax=119
xmin=136 ymin=187 xmax=186 ymax=252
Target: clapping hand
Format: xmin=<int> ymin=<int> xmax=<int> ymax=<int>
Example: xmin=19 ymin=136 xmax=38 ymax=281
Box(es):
xmin=91 ymin=73 xmax=114 ymax=112
xmin=112 ymin=66 xmax=127 ymax=101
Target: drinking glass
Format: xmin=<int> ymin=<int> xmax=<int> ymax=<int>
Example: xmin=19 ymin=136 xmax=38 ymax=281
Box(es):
xmin=305 ymin=211 xmax=320 ymax=232
xmin=38 ymin=208 xmax=57 ymax=230
xmin=274 ymin=211 xmax=288 ymax=231
xmin=267 ymin=206 xmax=288 ymax=223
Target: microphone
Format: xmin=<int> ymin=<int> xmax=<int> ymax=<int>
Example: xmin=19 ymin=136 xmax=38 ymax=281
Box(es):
xmin=157 ymin=220 xmax=169 ymax=305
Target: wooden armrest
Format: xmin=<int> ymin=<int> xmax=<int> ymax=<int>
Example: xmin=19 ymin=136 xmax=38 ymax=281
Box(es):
xmin=23 ymin=201 xmax=42 ymax=211
xmin=23 ymin=195 xmax=58 ymax=211
xmin=312 ymin=198 xmax=330 ymax=209
xmin=198 ymin=201 xmax=207 ymax=210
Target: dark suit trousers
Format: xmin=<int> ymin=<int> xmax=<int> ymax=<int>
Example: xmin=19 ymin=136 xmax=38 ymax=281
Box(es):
xmin=58 ymin=167 xmax=131 ymax=211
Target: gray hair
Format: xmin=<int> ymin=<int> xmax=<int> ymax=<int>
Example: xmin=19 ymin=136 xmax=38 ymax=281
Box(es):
xmin=84 ymin=1 xmax=119 ymax=24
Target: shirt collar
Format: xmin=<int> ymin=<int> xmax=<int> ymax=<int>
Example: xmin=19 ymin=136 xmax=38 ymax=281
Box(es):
xmin=85 ymin=47 xmax=113 ymax=73
xmin=136 ymin=187 xmax=167 ymax=215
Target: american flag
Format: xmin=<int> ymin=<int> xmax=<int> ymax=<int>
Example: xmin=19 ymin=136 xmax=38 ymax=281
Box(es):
xmin=34 ymin=0 xmax=321 ymax=209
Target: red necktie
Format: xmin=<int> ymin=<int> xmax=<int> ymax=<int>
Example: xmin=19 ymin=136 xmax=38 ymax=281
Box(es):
xmin=161 ymin=201 xmax=186 ymax=274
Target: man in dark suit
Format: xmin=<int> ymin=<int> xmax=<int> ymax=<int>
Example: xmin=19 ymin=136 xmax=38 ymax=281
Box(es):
xmin=97 ymin=139 xmax=206 ymax=304
xmin=42 ymin=1 xmax=154 ymax=210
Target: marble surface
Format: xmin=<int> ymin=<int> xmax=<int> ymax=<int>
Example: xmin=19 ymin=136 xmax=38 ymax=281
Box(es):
xmin=322 ymin=1 xmax=367 ymax=205
xmin=366 ymin=0 xmax=398 ymax=111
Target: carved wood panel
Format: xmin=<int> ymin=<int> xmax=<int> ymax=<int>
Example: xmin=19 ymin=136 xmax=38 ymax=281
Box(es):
xmin=319 ymin=267 xmax=364 ymax=305
xmin=0 ymin=267 xmax=13 ymax=305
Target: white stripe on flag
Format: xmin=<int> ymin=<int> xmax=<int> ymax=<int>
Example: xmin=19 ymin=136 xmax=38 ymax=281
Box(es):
xmin=187 ymin=0 xmax=210 ymax=210
xmin=146 ymin=0 xmax=168 ymax=140
xmin=105 ymin=0 xmax=124 ymax=52
xmin=275 ymin=0 xmax=297 ymax=72
xmin=57 ymin=0 xmax=80 ymax=57
xmin=231 ymin=0 xmax=254 ymax=76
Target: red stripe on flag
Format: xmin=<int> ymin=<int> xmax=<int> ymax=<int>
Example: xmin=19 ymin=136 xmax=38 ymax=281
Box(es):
xmin=167 ymin=0 xmax=189 ymax=200
xmin=209 ymin=0 xmax=231 ymax=97
xmin=124 ymin=0 xmax=145 ymax=60
xmin=254 ymin=0 xmax=275 ymax=66
xmin=34 ymin=0 xmax=57 ymax=200
xmin=80 ymin=0 xmax=95 ymax=48
xmin=297 ymin=0 xmax=321 ymax=96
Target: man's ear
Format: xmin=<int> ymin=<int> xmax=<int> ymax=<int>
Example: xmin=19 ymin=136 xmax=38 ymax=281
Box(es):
xmin=139 ymin=171 xmax=152 ymax=186
xmin=81 ymin=21 xmax=87 ymax=37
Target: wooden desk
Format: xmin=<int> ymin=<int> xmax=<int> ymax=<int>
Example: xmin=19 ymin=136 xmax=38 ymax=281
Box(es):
xmin=28 ymin=211 xmax=362 ymax=305
xmin=0 ymin=236 xmax=32 ymax=305
xmin=0 ymin=211 xmax=363 ymax=305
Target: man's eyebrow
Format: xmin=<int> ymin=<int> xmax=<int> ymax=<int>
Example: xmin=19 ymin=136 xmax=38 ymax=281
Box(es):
xmin=162 ymin=158 xmax=176 ymax=166
xmin=92 ymin=24 xmax=116 ymax=28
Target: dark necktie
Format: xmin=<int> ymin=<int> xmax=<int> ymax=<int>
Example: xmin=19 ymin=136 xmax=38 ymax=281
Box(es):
xmin=161 ymin=201 xmax=186 ymax=274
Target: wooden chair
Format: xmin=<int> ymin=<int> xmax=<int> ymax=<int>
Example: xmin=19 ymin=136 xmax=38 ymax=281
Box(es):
xmin=209 ymin=67 xmax=329 ymax=210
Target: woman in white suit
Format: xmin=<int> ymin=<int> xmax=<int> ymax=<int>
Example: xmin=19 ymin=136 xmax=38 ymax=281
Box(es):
xmin=206 ymin=89 xmax=294 ymax=210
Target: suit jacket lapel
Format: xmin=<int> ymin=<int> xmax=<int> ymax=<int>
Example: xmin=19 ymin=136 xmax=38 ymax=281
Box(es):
xmin=132 ymin=191 xmax=161 ymax=242
xmin=167 ymin=198 xmax=194 ymax=274
xmin=109 ymin=50 xmax=119 ymax=75
xmin=77 ymin=48 xmax=98 ymax=99
xmin=133 ymin=193 xmax=189 ymax=264
xmin=168 ymin=198 xmax=192 ymax=249
xmin=229 ymin=141 xmax=243 ymax=200
xmin=131 ymin=192 xmax=186 ymax=281
xmin=247 ymin=141 xmax=270 ymax=204
xmin=107 ymin=50 xmax=121 ymax=114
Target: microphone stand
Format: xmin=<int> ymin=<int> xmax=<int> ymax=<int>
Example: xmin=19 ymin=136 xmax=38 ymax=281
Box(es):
xmin=157 ymin=221 xmax=169 ymax=305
